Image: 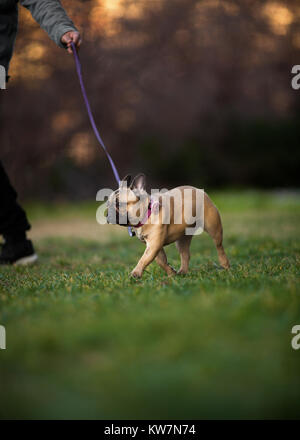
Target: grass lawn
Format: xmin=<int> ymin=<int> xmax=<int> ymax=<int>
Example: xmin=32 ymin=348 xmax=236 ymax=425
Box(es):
xmin=0 ymin=190 xmax=299 ymax=419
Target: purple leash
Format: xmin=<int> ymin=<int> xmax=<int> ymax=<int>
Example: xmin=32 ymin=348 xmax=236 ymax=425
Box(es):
xmin=71 ymin=42 xmax=133 ymax=236
xmin=71 ymin=42 xmax=120 ymax=183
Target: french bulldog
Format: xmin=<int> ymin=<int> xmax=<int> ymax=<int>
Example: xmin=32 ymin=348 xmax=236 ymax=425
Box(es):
xmin=106 ymin=174 xmax=230 ymax=278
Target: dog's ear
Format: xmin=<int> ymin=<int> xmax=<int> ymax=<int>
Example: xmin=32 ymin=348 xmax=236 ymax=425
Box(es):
xmin=131 ymin=174 xmax=146 ymax=191
xmin=119 ymin=174 xmax=131 ymax=188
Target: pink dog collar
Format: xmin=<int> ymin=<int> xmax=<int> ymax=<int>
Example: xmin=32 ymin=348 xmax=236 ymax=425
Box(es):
xmin=135 ymin=198 xmax=159 ymax=228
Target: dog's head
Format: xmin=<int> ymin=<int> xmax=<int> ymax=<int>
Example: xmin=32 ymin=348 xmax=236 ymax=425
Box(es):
xmin=106 ymin=174 xmax=150 ymax=226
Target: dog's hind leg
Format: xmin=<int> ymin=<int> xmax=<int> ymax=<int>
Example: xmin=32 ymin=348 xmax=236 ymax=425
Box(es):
xmin=155 ymin=249 xmax=176 ymax=276
xmin=176 ymin=235 xmax=193 ymax=274
xmin=204 ymin=208 xmax=230 ymax=269
xmin=214 ymin=235 xmax=230 ymax=269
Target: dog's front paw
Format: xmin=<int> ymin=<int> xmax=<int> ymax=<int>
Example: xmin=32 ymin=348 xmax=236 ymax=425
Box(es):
xmin=167 ymin=266 xmax=177 ymax=276
xmin=177 ymin=268 xmax=188 ymax=275
xmin=130 ymin=269 xmax=142 ymax=279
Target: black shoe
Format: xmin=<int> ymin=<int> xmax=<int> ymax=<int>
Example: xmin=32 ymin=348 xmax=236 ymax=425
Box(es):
xmin=0 ymin=239 xmax=38 ymax=266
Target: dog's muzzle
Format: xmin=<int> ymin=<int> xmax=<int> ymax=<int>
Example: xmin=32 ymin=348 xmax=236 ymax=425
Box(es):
xmin=106 ymin=203 xmax=129 ymax=226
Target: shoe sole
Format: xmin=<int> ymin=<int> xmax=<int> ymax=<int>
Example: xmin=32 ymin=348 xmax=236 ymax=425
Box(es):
xmin=14 ymin=254 xmax=38 ymax=266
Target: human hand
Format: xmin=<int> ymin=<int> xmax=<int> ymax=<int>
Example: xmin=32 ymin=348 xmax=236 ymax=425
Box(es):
xmin=61 ymin=31 xmax=82 ymax=54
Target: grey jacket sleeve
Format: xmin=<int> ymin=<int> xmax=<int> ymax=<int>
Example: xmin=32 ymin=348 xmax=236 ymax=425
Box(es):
xmin=20 ymin=0 xmax=78 ymax=48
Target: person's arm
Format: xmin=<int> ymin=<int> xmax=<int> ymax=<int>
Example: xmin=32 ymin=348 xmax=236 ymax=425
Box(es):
xmin=20 ymin=0 xmax=81 ymax=52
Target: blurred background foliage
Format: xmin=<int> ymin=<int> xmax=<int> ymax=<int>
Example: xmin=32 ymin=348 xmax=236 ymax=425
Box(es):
xmin=1 ymin=0 xmax=300 ymax=199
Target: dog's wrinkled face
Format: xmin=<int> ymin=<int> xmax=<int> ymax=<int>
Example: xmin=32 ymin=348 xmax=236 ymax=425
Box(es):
xmin=106 ymin=174 xmax=149 ymax=226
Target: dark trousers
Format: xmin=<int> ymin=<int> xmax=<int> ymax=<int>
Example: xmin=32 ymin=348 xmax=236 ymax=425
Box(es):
xmin=0 ymin=5 xmax=30 ymax=239
xmin=0 ymin=90 xmax=30 ymax=238
xmin=0 ymin=160 xmax=30 ymax=237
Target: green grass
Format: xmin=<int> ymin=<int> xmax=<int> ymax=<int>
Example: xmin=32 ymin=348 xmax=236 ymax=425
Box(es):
xmin=0 ymin=191 xmax=300 ymax=419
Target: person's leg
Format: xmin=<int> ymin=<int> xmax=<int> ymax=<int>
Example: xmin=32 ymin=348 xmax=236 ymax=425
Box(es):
xmin=0 ymin=160 xmax=31 ymax=240
xmin=0 ymin=92 xmax=37 ymax=265
xmin=0 ymin=5 xmax=37 ymax=264
xmin=0 ymin=160 xmax=37 ymax=266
